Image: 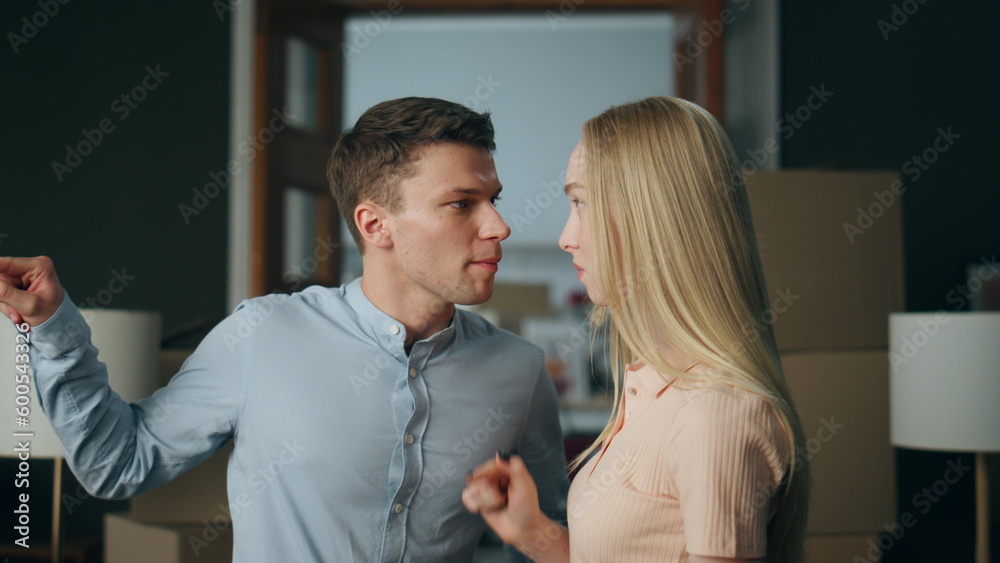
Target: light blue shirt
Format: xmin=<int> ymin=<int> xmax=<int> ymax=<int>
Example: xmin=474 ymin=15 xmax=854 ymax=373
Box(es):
xmin=30 ymin=279 xmax=568 ymax=561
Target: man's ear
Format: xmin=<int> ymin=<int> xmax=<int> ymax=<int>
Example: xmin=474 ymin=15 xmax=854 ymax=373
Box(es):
xmin=355 ymin=202 xmax=393 ymax=249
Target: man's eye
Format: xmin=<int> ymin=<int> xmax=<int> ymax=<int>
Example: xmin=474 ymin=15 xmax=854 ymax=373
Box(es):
xmin=490 ymin=196 xmax=502 ymax=207
xmin=450 ymin=201 xmax=469 ymax=209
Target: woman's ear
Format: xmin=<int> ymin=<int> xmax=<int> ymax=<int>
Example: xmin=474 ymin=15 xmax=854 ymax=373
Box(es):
xmin=355 ymin=202 xmax=393 ymax=249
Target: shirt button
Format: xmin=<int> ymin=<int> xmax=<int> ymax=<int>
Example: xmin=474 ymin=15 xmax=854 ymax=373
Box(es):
xmin=389 ymin=325 xmax=400 ymax=335
xmin=393 ymin=503 xmax=403 ymax=514
xmin=627 ymin=387 xmax=637 ymax=395
xmin=406 ymin=434 xmax=414 ymax=445
xmin=408 ymin=368 xmax=417 ymax=378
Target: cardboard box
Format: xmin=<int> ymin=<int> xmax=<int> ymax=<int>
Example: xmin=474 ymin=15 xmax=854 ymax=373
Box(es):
xmin=130 ymin=445 xmax=231 ymax=524
xmin=781 ymin=350 xmax=895 ymax=534
xmin=746 ymin=170 xmax=905 ymax=352
xmin=805 ymin=533 xmax=882 ymax=562
xmin=470 ymin=281 xmax=552 ymax=334
xmin=129 ymin=350 xmax=230 ymax=523
xmin=105 ymin=512 xmax=232 ymax=563
xmin=157 ymin=349 xmax=196 ymax=387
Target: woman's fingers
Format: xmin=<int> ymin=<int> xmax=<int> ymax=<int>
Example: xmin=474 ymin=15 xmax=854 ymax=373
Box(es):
xmin=462 ymin=478 xmax=507 ymax=513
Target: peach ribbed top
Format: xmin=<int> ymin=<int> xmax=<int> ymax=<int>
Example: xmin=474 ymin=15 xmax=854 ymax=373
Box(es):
xmin=566 ymin=363 xmax=790 ymax=562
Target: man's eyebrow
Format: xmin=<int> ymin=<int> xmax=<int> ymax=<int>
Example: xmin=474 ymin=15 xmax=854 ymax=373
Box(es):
xmin=440 ymin=185 xmax=504 ymax=197
xmin=564 ymin=181 xmax=583 ymax=194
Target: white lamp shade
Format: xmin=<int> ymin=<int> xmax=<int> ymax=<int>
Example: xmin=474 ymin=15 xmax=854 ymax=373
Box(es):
xmin=1 ymin=308 xmax=161 ymax=458
xmin=890 ymin=312 xmax=1000 ymax=452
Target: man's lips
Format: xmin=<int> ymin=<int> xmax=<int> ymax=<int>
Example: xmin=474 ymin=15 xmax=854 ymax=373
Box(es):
xmin=471 ymin=257 xmax=501 ymax=272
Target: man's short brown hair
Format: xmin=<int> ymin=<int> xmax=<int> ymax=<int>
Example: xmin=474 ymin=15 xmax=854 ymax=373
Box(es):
xmin=327 ymin=97 xmax=496 ymax=252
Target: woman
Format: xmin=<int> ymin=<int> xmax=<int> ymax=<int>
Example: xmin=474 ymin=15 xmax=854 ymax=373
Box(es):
xmin=462 ymin=97 xmax=810 ymax=562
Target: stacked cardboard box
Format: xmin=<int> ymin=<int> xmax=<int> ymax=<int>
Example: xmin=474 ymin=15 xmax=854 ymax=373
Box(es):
xmin=105 ymin=513 xmax=232 ymax=563
xmin=746 ymin=170 xmax=904 ymax=562
xmin=105 ymin=350 xmax=233 ymax=563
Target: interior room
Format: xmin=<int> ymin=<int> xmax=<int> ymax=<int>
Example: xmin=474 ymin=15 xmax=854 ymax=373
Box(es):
xmin=1 ymin=1 xmax=997 ymax=562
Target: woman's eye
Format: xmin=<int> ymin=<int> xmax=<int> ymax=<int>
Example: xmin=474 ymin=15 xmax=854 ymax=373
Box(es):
xmin=573 ymin=199 xmax=585 ymax=211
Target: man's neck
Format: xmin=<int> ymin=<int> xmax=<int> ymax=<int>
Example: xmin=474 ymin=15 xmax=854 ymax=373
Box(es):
xmin=359 ymin=268 xmax=455 ymax=349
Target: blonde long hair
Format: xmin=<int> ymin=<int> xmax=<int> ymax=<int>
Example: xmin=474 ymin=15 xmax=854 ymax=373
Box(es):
xmin=571 ymin=97 xmax=809 ymax=562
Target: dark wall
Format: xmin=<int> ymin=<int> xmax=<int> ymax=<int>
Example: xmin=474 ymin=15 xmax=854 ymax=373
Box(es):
xmin=1 ymin=2 xmax=231 ymax=336
xmin=781 ymin=1 xmax=998 ymax=561
xmin=1 ymin=1 xmax=230 ymax=547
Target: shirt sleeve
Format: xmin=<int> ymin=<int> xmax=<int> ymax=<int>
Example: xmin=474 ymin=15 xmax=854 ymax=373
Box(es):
xmin=29 ymin=294 xmax=251 ymax=499
xmin=665 ymin=387 xmax=789 ymax=559
xmin=504 ymin=349 xmax=570 ymax=563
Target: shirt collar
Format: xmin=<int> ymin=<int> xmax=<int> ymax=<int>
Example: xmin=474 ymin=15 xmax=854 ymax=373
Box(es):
xmin=626 ymin=361 xmax=677 ymax=397
xmin=343 ymin=278 xmax=459 ymax=360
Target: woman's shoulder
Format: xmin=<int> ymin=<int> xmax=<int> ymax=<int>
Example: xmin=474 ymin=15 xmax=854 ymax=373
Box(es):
xmin=665 ymin=372 xmax=789 ymax=447
xmin=671 ymin=370 xmax=773 ymax=411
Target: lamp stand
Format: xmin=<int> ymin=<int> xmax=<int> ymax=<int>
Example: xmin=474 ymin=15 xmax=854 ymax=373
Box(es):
xmin=977 ymin=452 xmax=990 ymax=563
xmin=52 ymin=457 xmax=62 ymax=563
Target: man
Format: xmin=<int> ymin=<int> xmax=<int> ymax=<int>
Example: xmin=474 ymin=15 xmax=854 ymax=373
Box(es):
xmin=0 ymin=97 xmax=568 ymax=561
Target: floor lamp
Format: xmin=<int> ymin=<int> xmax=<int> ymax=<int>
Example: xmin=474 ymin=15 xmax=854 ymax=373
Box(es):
xmin=890 ymin=312 xmax=1000 ymax=563
xmin=2 ymin=308 xmax=160 ymax=563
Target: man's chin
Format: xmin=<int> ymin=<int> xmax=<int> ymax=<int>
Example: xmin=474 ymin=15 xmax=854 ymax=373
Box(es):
xmin=452 ymin=282 xmax=494 ymax=306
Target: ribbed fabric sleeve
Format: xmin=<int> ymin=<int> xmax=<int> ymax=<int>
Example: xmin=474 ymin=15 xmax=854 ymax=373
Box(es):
xmin=665 ymin=387 xmax=788 ymax=557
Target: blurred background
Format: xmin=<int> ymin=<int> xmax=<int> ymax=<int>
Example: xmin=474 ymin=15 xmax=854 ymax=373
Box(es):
xmin=1 ymin=1 xmax=997 ymax=561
